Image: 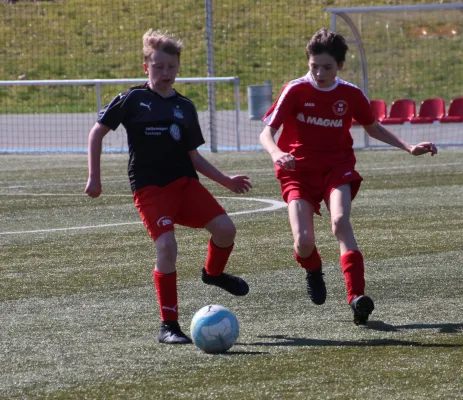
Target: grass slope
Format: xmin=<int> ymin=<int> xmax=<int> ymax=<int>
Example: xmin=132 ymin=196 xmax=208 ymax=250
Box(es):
xmin=1 ymin=0 xmax=462 ymax=112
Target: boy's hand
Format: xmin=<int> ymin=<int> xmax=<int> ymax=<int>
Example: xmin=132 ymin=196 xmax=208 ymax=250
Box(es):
xmin=85 ymin=178 xmax=102 ymax=198
xmin=226 ymin=175 xmax=252 ymax=194
xmin=272 ymin=150 xmax=296 ymax=170
xmin=409 ymin=142 xmax=437 ymax=157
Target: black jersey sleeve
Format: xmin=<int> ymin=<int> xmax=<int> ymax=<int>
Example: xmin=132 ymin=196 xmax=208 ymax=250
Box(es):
xmin=97 ymin=91 xmax=130 ymax=130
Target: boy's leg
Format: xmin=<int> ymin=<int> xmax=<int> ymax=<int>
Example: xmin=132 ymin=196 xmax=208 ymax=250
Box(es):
xmin=328 ymin=184 xmax=374 ymax=324
xmin=153 ymin=232 xmax=192 ymax=344
xmin=133 ymin=183 xmax=191 ymax=344
xmin=204 ymin=214 xmax=236 ymax=276
xmin=154 ymin=231 xmax=178 ymax=319
xmin=204 ymin=213 xmax=236 ymax=276
xmin=328 ymin=184 xmax=363 ymax=302
xmin=288 ymin=198 xmax=326 ymax=305
xmin=327 ymin=184 xmax=358 ymax=257
xmin=202 ymin=214 xmax=249 ymax=296
xmin=176 ymin=179 xmax=249 ymax=296
xmin=288 ymin=198 xmax=317 ymax=259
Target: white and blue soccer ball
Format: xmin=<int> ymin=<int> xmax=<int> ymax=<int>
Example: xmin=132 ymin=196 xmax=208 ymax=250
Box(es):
xmin=190 ymin=304 xmax=239 ymax=354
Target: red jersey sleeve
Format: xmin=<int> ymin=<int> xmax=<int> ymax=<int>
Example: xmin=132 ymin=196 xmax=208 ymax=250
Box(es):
xmin=262 ymin=83 xmax=296 ymax=130
xmin=352 ymin=90 xmax=375 ymax=126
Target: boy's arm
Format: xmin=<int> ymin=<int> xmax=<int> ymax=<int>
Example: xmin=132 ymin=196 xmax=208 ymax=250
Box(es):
xmin=189 ymin=150 xmax=252 ymax=194
xmin=85 ymin=123 xmax=111 ymax=198
xmin=259 ymin=125 xmax=295 ymax=169
xmin=363 ymin=121 xmax=437 ymax=156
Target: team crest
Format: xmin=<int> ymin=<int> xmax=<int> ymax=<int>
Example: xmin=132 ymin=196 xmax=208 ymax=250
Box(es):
xmin=173 ymin=106 xmax=184 ymax=119
xmin=169 ymin=124 xmax=181 ymax=141
xmin=333 ymin=100 xmax=348 ymax=116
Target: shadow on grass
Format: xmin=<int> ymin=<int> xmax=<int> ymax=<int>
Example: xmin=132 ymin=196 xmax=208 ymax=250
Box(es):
xmin=222 ymin=350 xmax=269 ymax=355
xmin=366 ymin=321 xmax=463 ymax=333
xmin=240 ymin=335 xmax=462 ymax=348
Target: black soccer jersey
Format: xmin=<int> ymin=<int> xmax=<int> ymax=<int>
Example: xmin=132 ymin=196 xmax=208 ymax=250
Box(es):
xmin=98 ymin=83 xmax=205 ymax=192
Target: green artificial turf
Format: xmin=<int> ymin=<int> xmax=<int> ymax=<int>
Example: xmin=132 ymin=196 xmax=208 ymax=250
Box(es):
xmin=0 ymin=149 xmax=462 ymax=399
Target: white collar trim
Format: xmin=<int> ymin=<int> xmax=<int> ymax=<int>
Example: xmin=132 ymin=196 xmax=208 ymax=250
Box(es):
xmin=306 ymin=72 xmax=339 ymax=91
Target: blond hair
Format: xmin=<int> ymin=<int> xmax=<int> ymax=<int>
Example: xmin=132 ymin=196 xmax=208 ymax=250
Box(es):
xmin=142 ymin=29 xmax=183 ymax=61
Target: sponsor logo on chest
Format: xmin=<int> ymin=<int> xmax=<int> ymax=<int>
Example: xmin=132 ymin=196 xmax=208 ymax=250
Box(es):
xmin=169 ymin=124 xmax=181 ymax=141
xmin=297 ymin=113 xmax=343 ymax=127
xmin=144 ymin=124 xmax=182 ymax=140
xmin=145 ymin=127 xmax=167 ymax=136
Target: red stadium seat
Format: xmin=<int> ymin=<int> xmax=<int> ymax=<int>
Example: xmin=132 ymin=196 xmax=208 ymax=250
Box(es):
xmin=370 ymin=99 xmax=387 ymax=122
xmin=381 ymin=99 xmax=416 ymax=124
xmin=352 ymin=99 xmax=387 ymax=126
xmin=440 ymin=97 xmax=463 ymax=123
xmin=410 ymin=98 xmax=445 ymax=124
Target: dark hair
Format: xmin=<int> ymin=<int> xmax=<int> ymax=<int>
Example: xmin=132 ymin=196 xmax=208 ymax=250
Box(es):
xmin=306 ymin=28 xmax=348 ymax=64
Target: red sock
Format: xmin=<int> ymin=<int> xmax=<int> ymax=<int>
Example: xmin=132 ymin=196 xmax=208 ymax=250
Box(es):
xmin=204 ymin=238 xmax=234 ymax=276
xmin=294 ymin=247 xmax=322 ymax=271
xmin=340 ymin=250 xmax=365 ymax=304
xmin=153 ymin=270 xmax=178 ymax=321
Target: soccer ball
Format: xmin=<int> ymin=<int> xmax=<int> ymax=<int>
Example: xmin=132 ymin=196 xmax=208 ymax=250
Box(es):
xmin=190 ymin=304 xmax=239 ymax=354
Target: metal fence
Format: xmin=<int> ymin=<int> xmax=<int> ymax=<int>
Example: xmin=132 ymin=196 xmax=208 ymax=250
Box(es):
xmin=0 ymin=77 xmax=243 ymax=152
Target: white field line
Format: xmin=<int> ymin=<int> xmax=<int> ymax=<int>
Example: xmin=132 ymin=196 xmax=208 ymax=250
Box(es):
xmin=4 ymin=179 xmax=127 ymax=189
xmin=0 ymin=196 xmax=286 ymax=236
xmin=364 ymin=162 xmax=463 ymax=171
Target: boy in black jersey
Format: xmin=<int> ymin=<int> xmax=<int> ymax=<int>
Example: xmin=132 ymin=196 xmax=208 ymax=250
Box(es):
xmin=85 ymin=29 xmax=252 ymax=344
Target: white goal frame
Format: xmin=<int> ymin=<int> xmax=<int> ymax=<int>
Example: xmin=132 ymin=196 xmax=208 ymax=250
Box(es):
xmin=324 ymin=3 xmax=463 ymax=99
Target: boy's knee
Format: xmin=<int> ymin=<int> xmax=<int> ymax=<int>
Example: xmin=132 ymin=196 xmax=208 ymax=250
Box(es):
xmin=331 ymin=214 xmax=351 ymax=237
xmin=294 ymin=233 xmax=315 ymax=256
xmin=155 ymin=235 xmax=177 ymax=259
xmin=209 ymin=215 xmax=236 ymax=242
xmin=223 ymin=222 xmax=237 ymax=240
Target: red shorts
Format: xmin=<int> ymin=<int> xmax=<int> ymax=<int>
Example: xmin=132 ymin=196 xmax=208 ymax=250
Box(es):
xmin=278 ymin=162 xmax=363 ymax=215
xmin=133 ymin=177 xmax=226 ymax=241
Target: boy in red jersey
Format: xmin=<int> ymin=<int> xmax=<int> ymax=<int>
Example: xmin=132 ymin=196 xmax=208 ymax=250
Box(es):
xmin=260 ymin=28 xmax=437 ymax=325
xmin=85 ymin=30 xmax=252 ymax=344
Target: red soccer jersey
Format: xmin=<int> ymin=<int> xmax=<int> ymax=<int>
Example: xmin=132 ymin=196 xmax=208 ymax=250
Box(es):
xmin=263 ymin=72 xmax=375 ymax=170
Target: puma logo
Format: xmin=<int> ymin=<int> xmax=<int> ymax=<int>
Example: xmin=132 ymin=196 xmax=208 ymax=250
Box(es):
xmin=162 ymin=305 xmax=177 ymax=312
xmin=140 ymin=102 xmax=151 ymax=111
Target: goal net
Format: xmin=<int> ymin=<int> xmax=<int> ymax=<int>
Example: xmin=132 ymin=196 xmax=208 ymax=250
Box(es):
xmin=325 ymin=3 xmax=463 ymax=148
